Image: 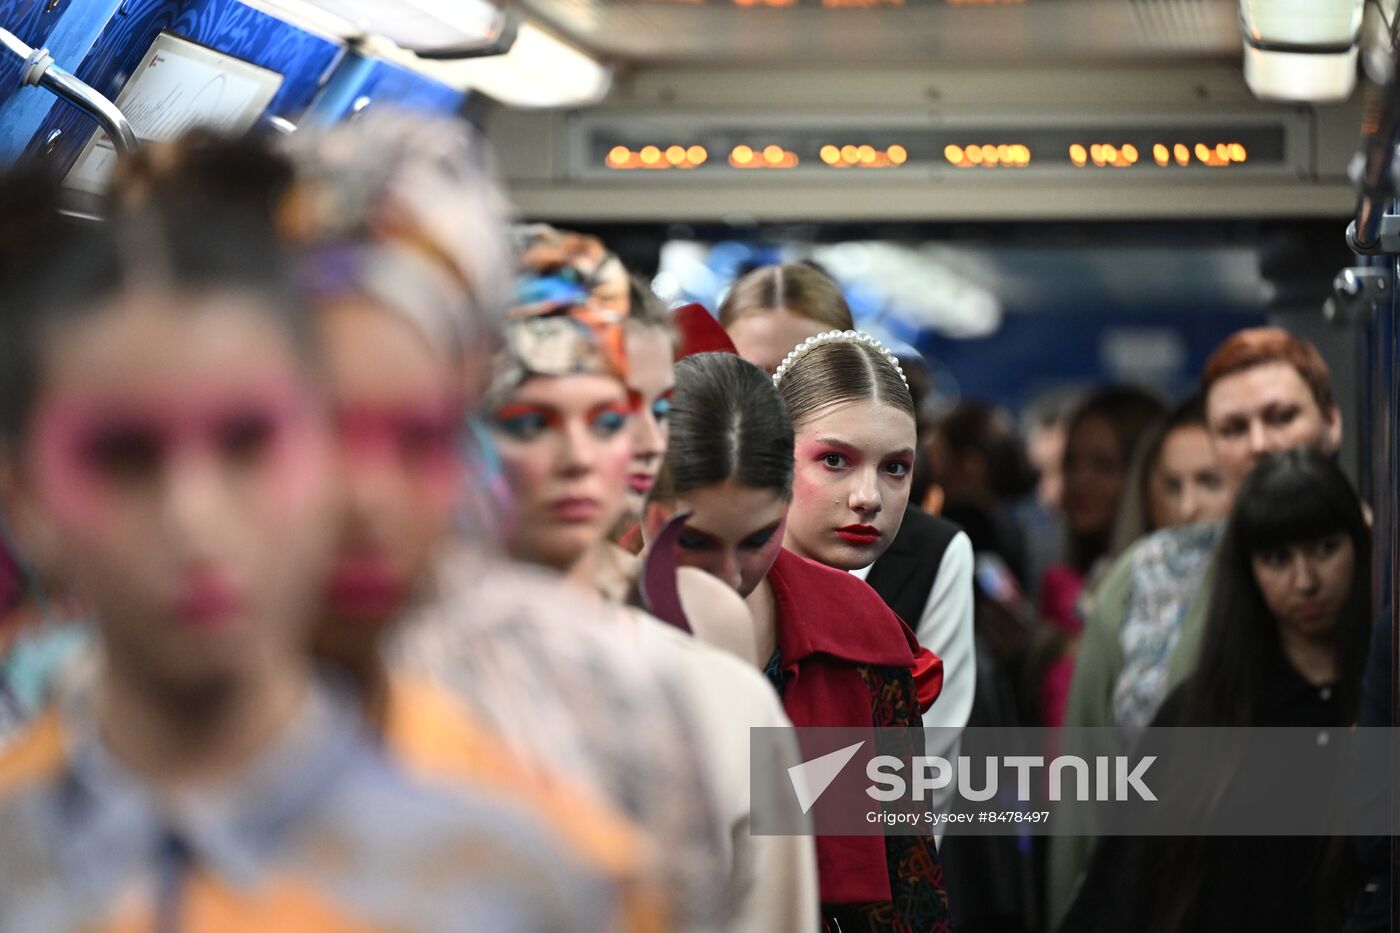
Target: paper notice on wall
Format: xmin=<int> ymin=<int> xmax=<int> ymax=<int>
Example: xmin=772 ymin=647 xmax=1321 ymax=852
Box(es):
xmin=64 ymin=32 xmax=284 ymax=194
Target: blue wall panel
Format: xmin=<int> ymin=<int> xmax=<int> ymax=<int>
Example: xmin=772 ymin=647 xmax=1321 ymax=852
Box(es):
xmin=302 ymin=51 xmax=465 ymax=127
xmin=0 ymin=0 xmax=59 ymax=102
xmin=6 ymin=0 xmax=340 ymax=170
xmin=917 ymin=307 xmax=1268 ymax=414
xmin=0 ymin=0 xmax=99 ymax=161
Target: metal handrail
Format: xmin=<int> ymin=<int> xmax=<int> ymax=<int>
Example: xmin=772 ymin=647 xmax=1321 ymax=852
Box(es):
xmin=0 ymin=27 xmax=137 ymax=155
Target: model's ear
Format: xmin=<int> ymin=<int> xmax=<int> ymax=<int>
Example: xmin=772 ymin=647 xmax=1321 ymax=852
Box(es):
xmin=1324 ymin=405 xmax=1343 ymax=456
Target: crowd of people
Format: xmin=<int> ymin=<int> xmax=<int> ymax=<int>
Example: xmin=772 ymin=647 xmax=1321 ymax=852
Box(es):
xmin=0 ymin=112 xmax=1390 ymax=933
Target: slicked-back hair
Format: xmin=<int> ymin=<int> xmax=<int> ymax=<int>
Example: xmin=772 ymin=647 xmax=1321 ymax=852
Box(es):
xmin=776 ymin=339 xmax=916 ymax=433
xmin=655 ymin=352 xmax=794 ymax=501
xmin=718 ymin=263 xmax=854 ymax=330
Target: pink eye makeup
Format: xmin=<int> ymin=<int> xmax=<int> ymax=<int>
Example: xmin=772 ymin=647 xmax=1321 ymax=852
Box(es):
xmin=334 ymin=399 xmax=462 ymax=474
xmin=27 ymin=381 xmax=321 ymax=530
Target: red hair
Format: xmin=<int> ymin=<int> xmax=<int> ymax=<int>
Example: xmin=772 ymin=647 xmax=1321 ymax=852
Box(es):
xmin=1201 ymin=327 xmax=1334 ymax=413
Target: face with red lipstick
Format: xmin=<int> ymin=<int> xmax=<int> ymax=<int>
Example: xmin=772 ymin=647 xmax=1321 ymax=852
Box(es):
xmin=316 ymin=296 xmax=464 ymax=630
xmin=490 ymin=374 xmax=633 ymax=572
xmin=11 ymin=292 xmax=335 ymax=693
xmin=622 ymin=325 xmax=675 ymax=518
xmin=783 ymin=399 xmax=917 ymax=571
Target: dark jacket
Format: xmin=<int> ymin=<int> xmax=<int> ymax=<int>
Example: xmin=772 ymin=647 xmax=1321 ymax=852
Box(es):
xmin=865 ymin=506 xmax=962 ymax=628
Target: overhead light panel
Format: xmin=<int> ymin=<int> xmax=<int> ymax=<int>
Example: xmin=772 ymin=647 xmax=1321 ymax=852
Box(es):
xmin=292 ymin=0 xmax=508 ymax=53
xmin=1239 ymin=0 xmax=1363 ymax=102
xmin=409 ymin=22 xmax=612 ymax=109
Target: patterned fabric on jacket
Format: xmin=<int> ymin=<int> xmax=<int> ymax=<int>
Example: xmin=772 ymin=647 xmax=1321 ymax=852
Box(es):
xmin=820 ymin=664 xmax=952 ymax=933
xmin=392 ymin=548 xmax=731 ymax=932
xmin=1111 ymin=521 xmax=1222 ymax=727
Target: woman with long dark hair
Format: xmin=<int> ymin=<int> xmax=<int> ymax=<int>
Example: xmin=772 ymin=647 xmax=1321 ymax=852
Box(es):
xmin=1063 ymin=448 xmax=1368 ymax=933
xmin=1057 ymin=385 xmax=1167 ymax=583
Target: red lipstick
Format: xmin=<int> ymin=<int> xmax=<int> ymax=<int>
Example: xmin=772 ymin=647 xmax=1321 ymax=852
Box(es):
xmin=836 ymin=524 xmax=882 ymax=546
xmin=627 ymin=473 xmax=655 ymax=495
xmin=327 ymin=556 xmax=406 ymax=621
xmin=173 ymin=571 xmax=243 ymax=632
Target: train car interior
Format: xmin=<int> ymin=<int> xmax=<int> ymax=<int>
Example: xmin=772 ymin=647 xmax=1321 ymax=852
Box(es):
xmin=2 ymin=0 xmax=1399 ymax=930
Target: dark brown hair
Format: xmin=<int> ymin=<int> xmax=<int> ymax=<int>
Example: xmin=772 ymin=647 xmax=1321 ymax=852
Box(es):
xmin=1063 ymin=384 xmax=1168 ymax=572
xmin=655 ymin=352 xmax=794 ymax=501
xmin=718 ymin=263 xmax=855 ymax=330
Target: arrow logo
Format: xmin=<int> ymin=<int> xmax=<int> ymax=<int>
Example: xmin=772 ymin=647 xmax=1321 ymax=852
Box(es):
xmin=787 ymin=741 xmax=865 ymax=814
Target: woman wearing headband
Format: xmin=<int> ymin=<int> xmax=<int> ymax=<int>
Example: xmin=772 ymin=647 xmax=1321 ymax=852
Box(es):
xmin=724 ymin=270 xmax=974 ymax=766
xmin=648 ymin=349 xmax=952 ymax=931
xmin=272 ymin=118 xmax=762 ymax=931
xmin=487 ymin=296 xmax=820 ymax=932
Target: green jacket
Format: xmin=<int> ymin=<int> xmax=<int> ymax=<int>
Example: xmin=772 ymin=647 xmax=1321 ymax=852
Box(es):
xmin=1046 ymin=533 xmax=1217 ymax=927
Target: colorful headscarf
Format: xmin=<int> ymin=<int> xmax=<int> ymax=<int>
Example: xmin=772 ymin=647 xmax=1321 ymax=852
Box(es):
xmin=277 ymin=113 xmax=515 ymax=361
xmin=489 ymin=226 xmax=631 ymax=403
xmin=489 ymin=313 xmax=628 ymax=406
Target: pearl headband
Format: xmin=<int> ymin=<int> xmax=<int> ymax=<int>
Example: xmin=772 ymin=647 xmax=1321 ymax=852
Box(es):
xmin=771 ymin=329 xmax=909 ymax=390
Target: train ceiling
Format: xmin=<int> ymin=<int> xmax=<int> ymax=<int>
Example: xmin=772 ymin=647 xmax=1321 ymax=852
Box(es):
xmin=516 ymin=0 xmax=1241 ymax=66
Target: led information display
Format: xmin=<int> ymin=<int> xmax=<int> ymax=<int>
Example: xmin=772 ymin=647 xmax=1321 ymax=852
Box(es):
xmin=578 ymin=120 xmax=1295 ymax=177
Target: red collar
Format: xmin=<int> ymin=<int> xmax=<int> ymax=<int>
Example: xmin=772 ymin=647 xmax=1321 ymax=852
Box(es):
xmin=768 ymin=548 xmax=917 ymax=668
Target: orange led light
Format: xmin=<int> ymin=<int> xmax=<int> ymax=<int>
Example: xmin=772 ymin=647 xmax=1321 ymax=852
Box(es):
xmin=820 ymin=143 xmax=910 ymax=169
xmin=1173 ymin=143 xmax=1189 ymax=166
xmin=1228 ymin=143 xmax=1247 ymax=162
xmin=1153 ymin=144 xmax=1169 ymax=166
xmin=604 ymin=144 xmax=713 ymax=171
xmin=728 ymin=145 xmax=798 ymax=169
xmin=943 ymin=143 xmax=1029 ymax=168
xmin=1069 ymin=144 xmax=1087 ymax=167
xmin=1121 ymin=144 xmax=1138 ymax=165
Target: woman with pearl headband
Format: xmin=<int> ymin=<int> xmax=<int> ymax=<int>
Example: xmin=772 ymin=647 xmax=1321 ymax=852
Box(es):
xmin=725 ymin=272 xmax=976 ymax=806
xmin=648 ymin=335 xmax=952 ymax=931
